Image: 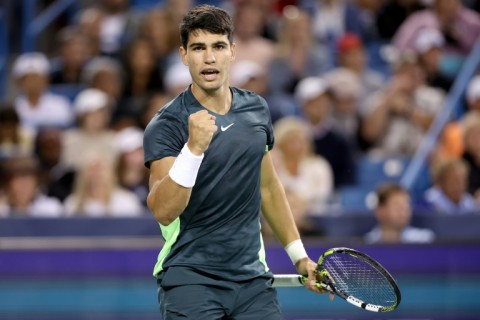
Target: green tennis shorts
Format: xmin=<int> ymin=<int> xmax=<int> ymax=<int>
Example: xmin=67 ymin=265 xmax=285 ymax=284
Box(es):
xmin=157 ymin=275 xmax=282 ymax=320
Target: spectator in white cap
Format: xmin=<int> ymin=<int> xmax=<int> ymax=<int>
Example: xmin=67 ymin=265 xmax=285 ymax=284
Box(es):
xmin=60 ymin=88 xmax=117 ymax=170
xmin=294 ymin=76 xmax=356 ymax=189
xmin=164 ymin=62 xmax=192 ymax=98
xmin=414 ymin=28 xmax=453 ymax=92
xmin=230 ymin=60 xmax=266 ymax=95
xmin=12 ymin=52 xmax=74 ymax=132
xmin=115 ymin=127 xmax=149 ymax=208
xmin=466 ymin=75 xmax=480 ymax=112
xmin=324 ymin=68 xmax=364 ymax=150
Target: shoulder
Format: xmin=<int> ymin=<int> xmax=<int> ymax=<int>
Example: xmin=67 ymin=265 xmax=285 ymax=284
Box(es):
xmin=403 ymin=227 xmax=435 ymax=243
xmin=31 ymin=194 xmax=64 ymax=217
xmin=232 ymin=86 xmax=267 ymax=104
xmin=144 ymin=95 xmax=189 ymax=133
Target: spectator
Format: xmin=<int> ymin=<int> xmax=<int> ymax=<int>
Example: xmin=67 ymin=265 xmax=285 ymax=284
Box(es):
xmin=137 ymin=8 xmax=178 ymax=69
xmin=163 ymin=62 xmax=192 ymax=98
xmin=335 ymin=33 xmax=384 ymax=101
xmin=115 ymin=127 xmax=149 ymax=208
xmin=81 ymin=56 xmax=124 ymax=124
xmin=268 ymin=5 xmax=327 ymax=97
xmin=434 ymin=75 xmax=480 ymax=161
xmin=61 ymin=88 xmax=117 ymax=171
xmin=424 ymin=157 xmax=480 ymax=214
xmin=231 ymin=60 xmax=267 ymax=95
xmin=139 ymin=93 xmax=171 ymax=129
xmin=34 ymin=127 xmax=75 ymax=202
xmin=392 ymin=0 xmax=480 ymax=57
xmin=77 ymin=7 xmax=104 ymax=56
xmin=364 ymin=183 xmax=435 ymax=244
xmin=118 ymin=37 xmax=164 ymax=121
xmin=271 ymin=116 xmax=334 ymax=219
xmin=360 ymin=53 xmax=444 ymax=156
xmin=461 ymin=112 xmax=480 ymax=200
xmin=0 ymin=156 xmax=64 ymax=217
xmin=64 ymin=156 xmax=144 ymax=217
xmin=301 ymin=0 xmax=367 ymax=71
xmin=265 ymin=5 xmax=326 ymax=122
xmin=12 ymin=52 xmax=74 ymax=132
xmin=232 ymin=1 xmax=275 ymax=70
xmin=413 ymin=28 xmax=454 ymax=92
xmin=49 ymin=26 xmax=90 ymax=85
xmin=375 ymin=0 xmax=426 ymax=41
xmin=324 ymin=67 xmax=364 ymax=151
xmin=0 ymin=106 xmax=34 ymax=158
xmin=97 ymin=0 xmax=143 ymax=57
xmin=295 ymin=76 xmax=356 ymax=188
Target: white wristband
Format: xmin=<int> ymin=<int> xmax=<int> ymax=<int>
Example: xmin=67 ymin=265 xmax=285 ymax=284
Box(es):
xmin=168 ymin=143 xmax=204 ymax=188
xmin=284 ymin=239 xmax=308 ymax=265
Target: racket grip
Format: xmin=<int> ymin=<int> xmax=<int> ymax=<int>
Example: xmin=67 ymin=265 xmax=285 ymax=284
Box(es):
xmin=272 ymin=274 xmax=305 ymax=287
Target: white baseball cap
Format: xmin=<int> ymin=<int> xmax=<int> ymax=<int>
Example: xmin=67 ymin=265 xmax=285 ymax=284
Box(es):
xmin=231 ymin=60 xmax=264 ymax=87
xmin=73 ymin=88 xmax=109 ymax=115
xmin=466 ymin=75 xmax=480 ymax=104
xmin=165 ymin=62 xmax=192 ymax=93
xmin=115 ymin=127 xmax=144 ymax=153
xmin=414 ymin=28 xmax=445 ymax=53
xmin=12 ymin=52 xmax=50 ymax=78
xmin=294 ymin=77 xmax=328 ymax=105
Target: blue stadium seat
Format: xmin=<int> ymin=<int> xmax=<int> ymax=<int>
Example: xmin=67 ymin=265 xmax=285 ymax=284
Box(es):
xmin=49 ymin=84 xmax=84 ymax=102
xmin=355 ymin=155 xmax=411 ymax=188
xmin=338 ymin=186 xmax=376 ymax=212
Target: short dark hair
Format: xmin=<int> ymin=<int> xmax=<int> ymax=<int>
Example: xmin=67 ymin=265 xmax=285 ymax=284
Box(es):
xmin=180 ymin=4 xmax=234 ymax=49
xmin=376 ymin=183 xmax=408 ymax=207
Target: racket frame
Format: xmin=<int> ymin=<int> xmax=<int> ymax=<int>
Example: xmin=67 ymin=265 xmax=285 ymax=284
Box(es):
xmin=272 ymin=247 xmax=401 ymax=313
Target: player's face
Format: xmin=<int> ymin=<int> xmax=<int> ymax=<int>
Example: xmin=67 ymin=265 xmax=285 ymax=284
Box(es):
xmin=180 ymin=30 xmax=235 ymax=94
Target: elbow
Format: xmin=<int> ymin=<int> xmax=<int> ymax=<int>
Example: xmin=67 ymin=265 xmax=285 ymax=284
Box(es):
xmin=148 ymin=203 xmax=178 ymax=226
xmin=155 ymin=212 xmax=176 ymax=226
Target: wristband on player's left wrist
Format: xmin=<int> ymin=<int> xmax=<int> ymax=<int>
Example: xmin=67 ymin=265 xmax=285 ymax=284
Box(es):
xmin=284 ymin=239 xmax=308 ymax=265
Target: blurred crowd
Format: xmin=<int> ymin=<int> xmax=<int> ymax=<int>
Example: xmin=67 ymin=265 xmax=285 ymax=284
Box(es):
xmin=1 ymin=0 xmax=480 ymax=242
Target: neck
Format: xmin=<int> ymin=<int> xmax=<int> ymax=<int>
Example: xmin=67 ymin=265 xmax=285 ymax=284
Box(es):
xmin=379 ymin=226 xmax=402 ymax=243
xmin=191 ymin=84 xmax=232 ymax=115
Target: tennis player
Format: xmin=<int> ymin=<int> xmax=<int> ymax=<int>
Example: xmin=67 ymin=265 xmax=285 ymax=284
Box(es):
xmin=144 ymin=5 xmax=327 ymax=319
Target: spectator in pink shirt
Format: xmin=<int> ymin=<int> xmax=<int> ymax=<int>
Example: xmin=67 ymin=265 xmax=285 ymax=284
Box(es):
xmin=393 ymin=0 xmax=480 ymax=56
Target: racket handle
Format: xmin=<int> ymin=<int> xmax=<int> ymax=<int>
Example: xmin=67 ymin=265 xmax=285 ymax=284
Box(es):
xmin=272 ymin=274 xmax=305 ymax=287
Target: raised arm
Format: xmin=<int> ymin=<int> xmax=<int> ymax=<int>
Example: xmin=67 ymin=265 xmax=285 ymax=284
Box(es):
xmin=147 ymin=110 xmax=217 ymax=225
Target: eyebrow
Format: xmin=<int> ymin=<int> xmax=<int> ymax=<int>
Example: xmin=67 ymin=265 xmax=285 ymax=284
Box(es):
xmin=188 ymin=40 xmax=229 ymax=48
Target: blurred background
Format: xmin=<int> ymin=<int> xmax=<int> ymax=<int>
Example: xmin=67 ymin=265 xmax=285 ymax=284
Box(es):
xmin=0 ymin=0 xmax=479 ymax=319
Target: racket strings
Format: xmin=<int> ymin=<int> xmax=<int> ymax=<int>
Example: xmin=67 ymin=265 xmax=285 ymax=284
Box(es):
xmin=324 ymin=253 xmax=397 ymax=307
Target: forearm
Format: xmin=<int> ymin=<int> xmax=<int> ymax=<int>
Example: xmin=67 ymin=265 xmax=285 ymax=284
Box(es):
xmin=147 ymin=176 xmax=192 ymax=225
xmin=147 ymin=144 xmax=204 ymax=225
xmin=361 ymin=102 xmax=389 ymax=143
xmin=261 ymin=178 xmax=301 ymax=247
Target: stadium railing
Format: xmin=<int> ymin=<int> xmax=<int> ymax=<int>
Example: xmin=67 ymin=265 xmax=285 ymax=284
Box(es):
xmin=400 ymin=37 xmax=480 ymax=200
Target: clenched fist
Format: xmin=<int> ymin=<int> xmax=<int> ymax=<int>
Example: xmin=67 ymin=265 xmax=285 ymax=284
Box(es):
xmin=187 ymin=110 xmax=217 ymax=155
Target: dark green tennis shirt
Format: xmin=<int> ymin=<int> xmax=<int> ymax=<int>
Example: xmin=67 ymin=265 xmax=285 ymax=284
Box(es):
xmin=143 ymin=86 xmax=275 ymax=284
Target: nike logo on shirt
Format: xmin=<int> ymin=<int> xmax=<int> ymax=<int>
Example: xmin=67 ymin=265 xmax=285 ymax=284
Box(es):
xmin=221 ymin=123 xmax=234 ymax=131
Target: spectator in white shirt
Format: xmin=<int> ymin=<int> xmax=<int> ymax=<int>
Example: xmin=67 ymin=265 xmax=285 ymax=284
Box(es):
xmin=12 ymin=52 xmax=74 ymax=132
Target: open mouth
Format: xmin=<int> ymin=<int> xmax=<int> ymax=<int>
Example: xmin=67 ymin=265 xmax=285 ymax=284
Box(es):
xmin=201 ymin=69 xmax=220 ymax=81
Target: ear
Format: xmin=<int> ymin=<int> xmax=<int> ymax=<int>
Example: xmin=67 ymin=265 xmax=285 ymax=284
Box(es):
xmin=230 ymin=42 xmax=236 ymax=62
xmin=179 ymin=46 xmax=188 ymax=66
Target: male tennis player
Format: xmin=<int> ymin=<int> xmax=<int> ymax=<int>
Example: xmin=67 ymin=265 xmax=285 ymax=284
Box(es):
xmin=144 ymin=5 xmax=327 ymax=319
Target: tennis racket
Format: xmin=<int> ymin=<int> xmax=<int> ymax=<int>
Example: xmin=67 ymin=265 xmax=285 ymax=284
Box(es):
xmin=272 ymin=247 xmax=401 ymax=313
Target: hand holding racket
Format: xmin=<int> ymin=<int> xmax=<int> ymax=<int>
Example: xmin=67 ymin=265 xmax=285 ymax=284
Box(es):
xmin=273 ymin=247 xmax=401 ymax=313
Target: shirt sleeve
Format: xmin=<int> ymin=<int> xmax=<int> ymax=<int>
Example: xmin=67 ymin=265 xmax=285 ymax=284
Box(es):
xmin=143 ymin=110 xmax=188 ymax=168
xmin=259 ymin=95 xmax=275 ymax=152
